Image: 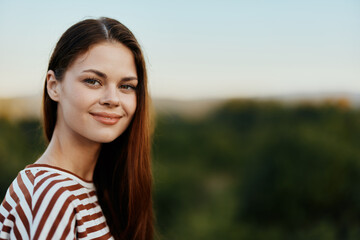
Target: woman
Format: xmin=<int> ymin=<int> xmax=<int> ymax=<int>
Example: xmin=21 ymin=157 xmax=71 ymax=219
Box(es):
xmin=0 ymin=17 xmax=154 ymax=240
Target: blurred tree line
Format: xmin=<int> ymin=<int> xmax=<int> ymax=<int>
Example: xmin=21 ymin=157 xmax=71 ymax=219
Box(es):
xmin=1 ymin=99 xmax=360 ymax=240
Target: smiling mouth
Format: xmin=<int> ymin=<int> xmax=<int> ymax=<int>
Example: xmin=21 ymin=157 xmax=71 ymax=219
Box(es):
xmin=90 ymin=112 xmax=122 ymax=125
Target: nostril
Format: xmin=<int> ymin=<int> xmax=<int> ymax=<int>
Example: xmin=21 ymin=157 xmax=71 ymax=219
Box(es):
xmin=99 ymin=96 xmax=120 ymax=107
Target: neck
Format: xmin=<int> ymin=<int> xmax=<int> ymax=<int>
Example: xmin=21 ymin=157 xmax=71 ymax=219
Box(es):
xmin=36 ymin=124 xmax=101 ymax=181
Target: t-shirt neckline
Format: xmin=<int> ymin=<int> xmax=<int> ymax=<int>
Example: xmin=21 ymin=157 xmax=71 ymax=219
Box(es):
xmin=25 ymin=163 xmax=95 ymax=189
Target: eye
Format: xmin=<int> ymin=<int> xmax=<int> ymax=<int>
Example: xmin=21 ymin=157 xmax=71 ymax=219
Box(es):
xmin=119 ymin=84 xmax=137 ymax=91
xmin=83 ymin=78 xmax=102 ymax=87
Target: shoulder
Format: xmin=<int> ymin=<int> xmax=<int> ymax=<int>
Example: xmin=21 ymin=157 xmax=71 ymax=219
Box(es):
xmin=11 ymin=166 xmax=89 ymax=211
xmin=0 ymin=169 xmax=35 ymax=239
xmin=0 ymin=166 xmax=95 ymax=239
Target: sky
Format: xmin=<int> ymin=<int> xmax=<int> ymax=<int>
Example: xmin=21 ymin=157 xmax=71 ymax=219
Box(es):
xmin=0 ymin=0 xmax=359 ymax=100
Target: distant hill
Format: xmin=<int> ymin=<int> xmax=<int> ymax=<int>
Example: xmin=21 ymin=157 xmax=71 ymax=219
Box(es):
xmin=152 ymin=98 xmax=227 ymax=118
xmin=0 ymin=95 xmax=42 ymax=120
xmin=1 ymin=92 xmax=360 ymax=120
xmin=259 ymin=92 xmax=360 ymax=108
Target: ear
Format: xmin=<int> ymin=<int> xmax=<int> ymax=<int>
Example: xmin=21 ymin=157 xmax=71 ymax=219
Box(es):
xmin=46 ymin=70 xmax=61 ymax=102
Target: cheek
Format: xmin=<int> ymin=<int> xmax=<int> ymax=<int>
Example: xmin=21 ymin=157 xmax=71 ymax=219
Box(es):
xmin=61 ymin=86 xmax=96 ymax=117
xmin=124 ymin=94 xmax=137 ymax=117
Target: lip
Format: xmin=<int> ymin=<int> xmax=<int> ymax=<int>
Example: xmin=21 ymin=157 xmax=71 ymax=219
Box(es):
xmin=90 ymin=112 xmax=122 ymax=125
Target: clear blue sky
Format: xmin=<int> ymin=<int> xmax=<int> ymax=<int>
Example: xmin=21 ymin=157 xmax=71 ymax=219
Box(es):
xmin=0 ymin=0 xmax=359 ymax=99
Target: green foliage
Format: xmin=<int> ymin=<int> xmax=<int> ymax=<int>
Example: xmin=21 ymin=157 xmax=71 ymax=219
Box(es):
xmin=1 ymin=100 xmax=360 ymax=240
xmin=153 ymin=101 xmax=360 ymax=240
xmin=0 ymin=118 xmax=45 ymax=197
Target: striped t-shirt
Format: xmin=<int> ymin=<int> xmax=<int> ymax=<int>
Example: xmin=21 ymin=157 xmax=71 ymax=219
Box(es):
xmin=0 ymin=164 xmax=114 ymax=240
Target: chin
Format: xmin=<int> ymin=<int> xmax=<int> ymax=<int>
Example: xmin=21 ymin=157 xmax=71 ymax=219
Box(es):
xmin=98 ymin=130 xmax=127 ymax=143
xmin=84 ymin=126 xmax=129 ymax=144
xmin=83 ymin=131 xmax=119 ymax=143
xmin=95 ymin=135 xmax=120 ymax=143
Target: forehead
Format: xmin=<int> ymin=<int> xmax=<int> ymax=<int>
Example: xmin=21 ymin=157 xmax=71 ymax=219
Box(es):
xmin=68 ymin=42 xmax=136 ymax=76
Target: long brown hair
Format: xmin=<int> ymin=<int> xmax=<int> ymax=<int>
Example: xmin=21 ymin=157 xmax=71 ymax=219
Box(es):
xmin=42 ymin=17 xmax=153 ymax=240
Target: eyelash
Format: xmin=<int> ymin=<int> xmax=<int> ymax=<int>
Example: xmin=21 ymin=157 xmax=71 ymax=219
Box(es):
xmin=84 ymin=78 xmax=101 ymax=86
xmin=83 ymin=78 xmax=137 ymax=91
xmin=120 ymin=84 xmax=137 ymax=90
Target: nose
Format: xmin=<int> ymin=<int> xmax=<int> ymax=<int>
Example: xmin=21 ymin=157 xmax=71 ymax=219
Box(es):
xmin=99 ymin=85 xmax=120 ymax=107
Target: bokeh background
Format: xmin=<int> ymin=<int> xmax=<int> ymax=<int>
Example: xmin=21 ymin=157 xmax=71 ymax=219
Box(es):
xmin=1 ymin=1 xmax=360 ymax=239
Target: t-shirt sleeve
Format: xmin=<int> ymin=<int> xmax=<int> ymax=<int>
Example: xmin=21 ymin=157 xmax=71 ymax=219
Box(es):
xmin=0 ymin=173 xmax=34 ymax=240
xmin=0 ymin=171 xmax=77 ymax=240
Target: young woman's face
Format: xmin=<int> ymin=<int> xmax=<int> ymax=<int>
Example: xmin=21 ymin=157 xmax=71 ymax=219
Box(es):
xmin=48 ymin=42 xmax=138 ymax=143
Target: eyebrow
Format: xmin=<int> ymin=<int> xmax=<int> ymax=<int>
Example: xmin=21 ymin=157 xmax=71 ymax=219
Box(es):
xmin=82 ymin=69 xmax=138 ymax=81
xmin=83 ymin=69 xmax=107 ymax=78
